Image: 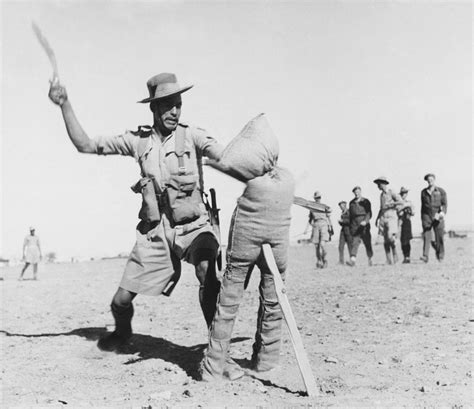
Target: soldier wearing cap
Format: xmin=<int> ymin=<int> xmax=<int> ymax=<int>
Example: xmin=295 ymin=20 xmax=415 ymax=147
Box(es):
xmin=19 ymin=226 xmax=42 ymax=280
xmin=48 ymin=74 xmax=233 ymax=367
xmin=398 ymin=187 xmax=415 ymax=263
xmin=347 ymin=186 xmax=373 ymax=266
xmin=305 ymin=191 xmax=333 ymax=268
xmin=420 ymin=173 xmax=447 ymax=262
xmin=373 ymin=177 xmax=403 ymax=264
xmin=337 ymin=200 xmax=351 ymax=265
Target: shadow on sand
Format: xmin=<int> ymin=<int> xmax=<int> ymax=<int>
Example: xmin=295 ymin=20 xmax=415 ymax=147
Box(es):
xmin=0 ymin=327 xmax=249 ymax=380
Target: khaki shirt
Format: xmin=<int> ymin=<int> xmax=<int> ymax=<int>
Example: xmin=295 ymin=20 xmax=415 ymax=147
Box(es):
xmin=379 ymin=189 xmax=402 ymax=217
xmin=94 ymin=123 xmax=223 ymax=192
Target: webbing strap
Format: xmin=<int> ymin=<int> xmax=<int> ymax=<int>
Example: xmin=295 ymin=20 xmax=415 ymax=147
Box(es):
xmin=175 ymin=125 xmax=187 ymax=175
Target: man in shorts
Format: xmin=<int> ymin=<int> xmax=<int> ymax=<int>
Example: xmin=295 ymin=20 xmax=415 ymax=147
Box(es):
xmin=48 ymin=74 xmax=228 ymax=358
xmin=374 ymin=177 xmax=403 ymax=264
xmin=305 ymin=191 xmax=333 ymax=269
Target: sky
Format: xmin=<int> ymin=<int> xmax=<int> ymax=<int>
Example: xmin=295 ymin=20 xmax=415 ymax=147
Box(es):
xmin=1 ymin=0 xmax=472 ymax=260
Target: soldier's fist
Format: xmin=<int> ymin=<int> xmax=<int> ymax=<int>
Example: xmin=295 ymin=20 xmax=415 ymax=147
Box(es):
xmin=48 ymin=78 xmax=68 ymax=106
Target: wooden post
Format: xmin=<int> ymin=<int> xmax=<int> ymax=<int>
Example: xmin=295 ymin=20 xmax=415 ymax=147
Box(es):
xmin=262 ymin=243 xmax=319 ymax=397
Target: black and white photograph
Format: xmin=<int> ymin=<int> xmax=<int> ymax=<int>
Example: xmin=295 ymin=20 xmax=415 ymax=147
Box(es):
xmin=1 ymin=1 xmax=472 ymax=407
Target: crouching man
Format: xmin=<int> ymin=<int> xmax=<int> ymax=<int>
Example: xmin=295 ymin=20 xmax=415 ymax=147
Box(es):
xmin=199 ymin=114 xmax=295 ymax=381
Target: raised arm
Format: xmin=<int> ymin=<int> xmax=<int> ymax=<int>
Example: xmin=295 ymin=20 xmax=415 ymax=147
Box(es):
xmin=49 ymin=81 xmax=96 ymax=153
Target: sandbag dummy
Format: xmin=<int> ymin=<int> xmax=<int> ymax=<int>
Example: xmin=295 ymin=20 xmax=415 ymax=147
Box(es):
xmin=200 ymin=114 xmax=295 ymax=381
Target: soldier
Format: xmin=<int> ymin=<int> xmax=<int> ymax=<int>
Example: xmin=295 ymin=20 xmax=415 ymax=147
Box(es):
xmin=305 ymin=191 xmax=333 ymax=268
xmin=347 ymin=186 xmax=373 ymax=266
xmin=19 ymin=227 xmax=42 ymax=280
xmin=337 ymin=201 xmax=351 ymax=265
xmin=420 ymin=173 xmax=447 ymax=262
xmin=398 ymin=187 xmax=415 ymax=263
xmin=48 ymin=74 xmax=230 ymax=363
xmin=374 ymin=177 xmax=403 ymax=264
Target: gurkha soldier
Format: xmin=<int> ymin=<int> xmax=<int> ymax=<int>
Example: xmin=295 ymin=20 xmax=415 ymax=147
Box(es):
xmin=398 ymin=187 xmax=415 ymax=263
xmin=374 ymin=177 xmax=403 ymax=264
xmin=305 ymin=191 xmax=333 ymax=269
xmin=337 ymin=201 xmax=351 ymax=265
xmin=48 ymin=74 xmax=237 ymax=376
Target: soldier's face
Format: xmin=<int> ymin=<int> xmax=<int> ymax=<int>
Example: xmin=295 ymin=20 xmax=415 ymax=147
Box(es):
xmin=401 ymin=192 xmax=408 ymax=200
xmin=339 ymin=203 xmax=347 ymax=211
xmin=353 ymin=189 xmax=361 ymax=199
xmin=426 ymin=176 xmax=435 ymax=187
xmin=152 ymin=95 xmax=182 ymax=132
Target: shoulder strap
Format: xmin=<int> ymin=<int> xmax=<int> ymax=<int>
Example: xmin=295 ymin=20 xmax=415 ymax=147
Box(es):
xmin=175 ymin=125 xmax=187 ymax=175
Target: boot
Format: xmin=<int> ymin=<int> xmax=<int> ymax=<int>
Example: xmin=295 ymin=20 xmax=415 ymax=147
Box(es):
xmin=97 ymin=303 xmax=134 ymax=351
xmin=385 ymin=251 xmax=392 ymax=265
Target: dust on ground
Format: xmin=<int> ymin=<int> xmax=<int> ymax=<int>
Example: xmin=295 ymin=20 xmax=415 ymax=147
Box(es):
xmin=1 ymin=237 xmax=472 ymax=408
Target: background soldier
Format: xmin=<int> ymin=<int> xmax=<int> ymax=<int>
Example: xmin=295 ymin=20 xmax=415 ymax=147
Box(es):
xmin=374 ymin=177 xmax=403 ymax=264
xmin=48 ymin=74 xmax=228 ymax=360
xmin=398 ymin=187 xmax=414 ymax=263
xmin=337 ymin=200 xmax=351 ymax=265
xmin=347 ymin=186 xmax=373 ymax=266
xmin=305 ymin=191 xmax=333 ymax=269
xmin=420 ymin=173 xmax=447 ymax=262
xmin=19 ymin=227 xmax=42 ymax=280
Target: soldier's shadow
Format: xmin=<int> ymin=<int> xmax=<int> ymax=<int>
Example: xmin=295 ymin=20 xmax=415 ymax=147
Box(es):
xmin=0 ymin=327 xmax=249 ymax=380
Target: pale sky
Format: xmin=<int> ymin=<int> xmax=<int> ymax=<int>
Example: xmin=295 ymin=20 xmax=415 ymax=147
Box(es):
xmin=1 ymin=0 xmax=472 ymax=259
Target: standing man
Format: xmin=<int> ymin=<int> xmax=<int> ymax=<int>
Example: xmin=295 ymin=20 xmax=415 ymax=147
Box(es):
xmin=19 ymin=227 xmax=42 ymax=280
xmin=420 ymin=173 xmax=447 ymax=262
xmin=337 ymin=200 xmax=351 ymax=265
xmin=48 ymin=73 xmax=226 ymax=355
xmin=305 ymin=191 xmax=333 ymax=269
xmin=374 ymin=177 xmax=403 ymax=264
xmin=347 ymin=186 xmax=373 ymax=266
xmin=398 ymin=187 xmax=415 ymax=263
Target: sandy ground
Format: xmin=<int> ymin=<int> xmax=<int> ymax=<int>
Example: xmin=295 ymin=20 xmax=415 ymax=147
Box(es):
xmin=1 ymin=237 xmax=472 ymax=408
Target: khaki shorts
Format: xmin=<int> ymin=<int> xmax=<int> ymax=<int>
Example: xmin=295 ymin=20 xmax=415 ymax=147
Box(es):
xmin=380 ymin=212 xmax=399 ymax=240
xmin=310 ymin=221 xmax=330 ymax=244
xmin=120 ymin=215 xmax=219 ymax=296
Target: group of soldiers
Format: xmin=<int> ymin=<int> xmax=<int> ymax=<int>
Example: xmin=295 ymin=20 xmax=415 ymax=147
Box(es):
xmin=307 ymin=174 xmax=448 ymax=268
xmin=25 ymin=68 xmax=448 ymax=385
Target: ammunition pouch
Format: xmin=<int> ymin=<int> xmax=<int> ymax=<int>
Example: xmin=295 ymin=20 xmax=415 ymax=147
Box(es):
xmin=164 ymin=173 xmax=203 ymax=227
xmin=131 ymin=177 xmax=161 ymax=223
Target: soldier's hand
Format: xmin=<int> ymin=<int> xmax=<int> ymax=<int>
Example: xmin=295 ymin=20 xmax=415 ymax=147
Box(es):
xmin=146 ymin=225 xmax=160 ymax=242
xmin=48 ymin=78 xmax=68 ymax=106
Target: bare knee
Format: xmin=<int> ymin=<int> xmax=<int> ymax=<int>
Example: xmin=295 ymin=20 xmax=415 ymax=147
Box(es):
xmin=112 ymin=288 xmax=136 ymax=308
xmin=195 ymin=260 xmax=209 ymax=285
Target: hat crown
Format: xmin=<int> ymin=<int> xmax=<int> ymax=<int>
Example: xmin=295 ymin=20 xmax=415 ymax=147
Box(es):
xmin=374 ymin=176 xmax=389 ymax=184
xmin=138 ymin=72 xmax=193 ymax=103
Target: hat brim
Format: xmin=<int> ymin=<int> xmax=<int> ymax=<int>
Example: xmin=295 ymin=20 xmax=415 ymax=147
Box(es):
xmin=137 ymin=85 xmax=193 ymax=103
xmin=373 ymin=179 xmax=389 ymax=185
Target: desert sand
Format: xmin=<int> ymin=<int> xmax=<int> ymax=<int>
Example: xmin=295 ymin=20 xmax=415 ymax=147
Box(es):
xmin=1 ymin=237 xmax=472 ymax=408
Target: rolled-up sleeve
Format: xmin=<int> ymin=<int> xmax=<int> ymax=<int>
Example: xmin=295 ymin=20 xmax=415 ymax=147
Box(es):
xmin=191 ymin=126 xmax=224 ymax=160
xmin=93 ymin=130 xmax=138 ymax=157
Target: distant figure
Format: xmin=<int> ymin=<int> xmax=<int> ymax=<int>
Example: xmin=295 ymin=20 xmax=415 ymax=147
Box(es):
xmin=337 ymin=201 xmax=352 ymax=265
xmin=420 ymin=173 xmax=447 ymax=262
xmin=347 ymin=186 xmax=373 ymax=266
xmin=305 ymin=191 xmax=333 ymax=269
xmin=397 ymin=187 xmax=415 ymax=263
xmin=374 ymin=177 xmax=403 ymax=265
xmin=19 ymin=227 xmax=42 ymax=280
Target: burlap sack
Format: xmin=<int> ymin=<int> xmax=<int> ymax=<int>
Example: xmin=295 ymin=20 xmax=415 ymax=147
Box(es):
xmin=208 ymin=113 xmax=279 ymax=181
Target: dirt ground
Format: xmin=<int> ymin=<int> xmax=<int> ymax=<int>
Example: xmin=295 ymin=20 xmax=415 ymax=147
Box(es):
xmin=1 ymin=237 xmax=472 ymax=408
